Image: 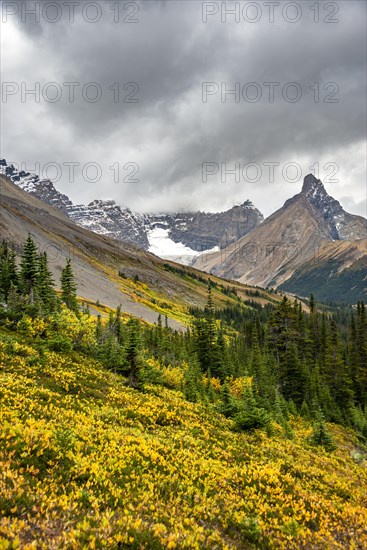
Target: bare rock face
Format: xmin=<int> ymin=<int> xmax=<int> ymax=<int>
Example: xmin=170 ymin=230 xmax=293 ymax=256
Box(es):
xmin=68 ymin=200 xmax=150 ymax=250
xmin=194 ymin=174 xmax=367 ymax=289
xmin=300 ymin=174 xmax=366 ymax=241
xmin=165 ymin=200 xmax=264 ymax=251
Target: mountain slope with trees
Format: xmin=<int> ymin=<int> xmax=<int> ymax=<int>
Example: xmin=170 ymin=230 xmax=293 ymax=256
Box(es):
xmin=279 ymin=238 xmax=367 ymax=304
xmin=1 ymin=235 xmax=366 ymax=436
xmin=1 ymin=233 xmax=367 ymax=548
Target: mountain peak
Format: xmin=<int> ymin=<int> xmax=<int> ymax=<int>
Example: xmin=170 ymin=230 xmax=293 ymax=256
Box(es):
xmin=301 ymin=173 xmax=326 ymax=195
xmin=300 ymin=173 xmax=346 ymax=240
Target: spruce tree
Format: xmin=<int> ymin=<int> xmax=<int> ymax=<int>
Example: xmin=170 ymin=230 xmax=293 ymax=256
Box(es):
xmin=125 ymin=318 xmax=142 ymax=388
xmin=154 ymin=313 xmax=164 ymax=357
xmin=218 ymin=381 xmax=237 ymax=418
xmin=0 ymin=241 xmax=19 ymax=302
xmin=36 ymin=252 xmax=57 ymax=313
xmin=322 ymin=318 xmax=353 ymax=415
xmin=20 ymin=234 xmax=38 ymax=304
xmin=281 ymin=343 xmax=308 ymax=406
xmin=311 ymin=410 xmax=336 ymax=451
xmin=96 ymin=314 xmax=103 ymax=341
xmin=194 ymin=284 xmax=226 ymax=379
xmin=113 ymin=305 xmax=124 ymax=344
xmin=234 ymin=385 xmax=270 ymax=431
xmin=184 ymin=361 xmax=204 ymax=403
xmin=355 ymin=302 xmax=367 ymax=405
xmin=307 ymin=295 xmax=320 ymax=368
xmin=61 ymin=259 xmax=79 ymax=312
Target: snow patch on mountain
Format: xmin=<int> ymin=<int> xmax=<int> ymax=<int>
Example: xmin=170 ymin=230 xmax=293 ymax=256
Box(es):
xmin=148 ymin=228 xmax=219 ymax=266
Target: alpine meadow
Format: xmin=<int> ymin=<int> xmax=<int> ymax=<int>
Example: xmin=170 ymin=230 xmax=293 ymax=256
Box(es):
xmin=1 ymin=1 xmax=367 ymax=549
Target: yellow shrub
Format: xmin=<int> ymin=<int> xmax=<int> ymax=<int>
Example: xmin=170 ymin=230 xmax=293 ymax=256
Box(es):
xmin=46 ymin=306 xmax=96 ymax=349
xmin=17 ymin=316 xmax=46 ymax=338
xmin=8 ymin=341 xmax=37 ymax=358
xmin=230 ymin=376 xmax=252 ymax=398
xmin=145 ymin=357 xmax=161 ymax=370
xmin=161 ymin=366 xmax=184 ymax=390
xmin=202 ymin=375 xmax=221 ymax=391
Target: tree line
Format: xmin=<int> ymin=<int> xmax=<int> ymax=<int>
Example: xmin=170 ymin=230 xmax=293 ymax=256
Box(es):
xmin=0 ymin=235 xmax=78 ymax=317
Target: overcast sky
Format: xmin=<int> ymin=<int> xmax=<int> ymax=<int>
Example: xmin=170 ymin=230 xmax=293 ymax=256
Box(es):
xmin=1 ymin=0 xmax=366 ymax=217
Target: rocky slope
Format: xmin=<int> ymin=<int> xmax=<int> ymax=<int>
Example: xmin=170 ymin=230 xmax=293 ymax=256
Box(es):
xmin=194 ymin=174 xmax=367 ymax=291
xmin=0 ymin=174 xmax=287 ymax=325
xmin=0 ymin=159 xmax=264 ymax=262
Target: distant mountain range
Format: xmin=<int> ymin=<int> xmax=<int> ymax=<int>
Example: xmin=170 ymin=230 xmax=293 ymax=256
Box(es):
xmin=1 ymin=159 xmax=366 ymax=303
xmin=0 ymin=173 xmax=291 ymax=326
xmin=0 ymin=159 xmax=264 ymax=264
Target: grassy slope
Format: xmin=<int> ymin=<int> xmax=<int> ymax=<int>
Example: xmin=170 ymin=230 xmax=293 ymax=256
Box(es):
xmin=279 ymin=256 xmax=367 ymax=304
xmin=1 ymin=329 xmax=366 ymax=549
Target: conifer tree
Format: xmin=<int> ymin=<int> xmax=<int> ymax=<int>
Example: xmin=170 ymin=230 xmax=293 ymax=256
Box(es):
xmin=322 ymin=318 xmax=353 ymax=414
xmin=281 ymin=342 xmax=308 ymax=406
xmin=0 ymin=241 xmax=19 ymax=302
xmin=194 ymin=286 xmax=225 ymax=379
xmin=96 ymin=314 xmax=103 ymax=341
xmin=234 ymin=385 xmax=270 ymax=431
xmin=5 ymin=283 xmax=27 ymax=319
xmin=125 ymin=318 xmax=142 ymax=388
xmin=184 ymin=361 xmax=204 ymax=403
xmin=20 ymin=234 xmax=38 ymax=304
xmin=113 ymin=305 xmax=124 ymax=344
xmin=249 ymin=325 xmax=267 ymax=386
xmin=307 ymin=295 xmax=320 ymax=368
xmin=218 ymin=381 xmax=237 ymax=418
xmin=300 ymin=400 xmax=311 ymax=420
xmin=153 ymin=313 xmax=164 ymax=357
xmin=348 ymin=312 xmax=359 ymax=387
xmin=36 ymin=252 xmax=57 ymax=312
xmin=309 ymin=294 xmax=315 ymax=314
xmin=311 ymin=410 xmax=336 ymax=451
xmin=355 ymin=302 xmax=367 ymax=405
xmin=61 ymin=259 xmax=79 ymax=312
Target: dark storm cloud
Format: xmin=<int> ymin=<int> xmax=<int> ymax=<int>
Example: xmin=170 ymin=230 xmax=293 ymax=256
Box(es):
xmin=1 ymin=0 xmax=366 ymax=215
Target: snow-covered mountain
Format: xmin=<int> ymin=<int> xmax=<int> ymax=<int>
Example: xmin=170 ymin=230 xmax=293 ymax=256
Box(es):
xmin=0 ymin=159 xmax=264 ymax=264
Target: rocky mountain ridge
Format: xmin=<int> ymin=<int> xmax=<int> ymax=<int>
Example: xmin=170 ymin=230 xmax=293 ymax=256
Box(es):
xmin=0 ymin=159 xmax=264 ymax=260
xmin=194 ymin=173 xmax=367 ymax=291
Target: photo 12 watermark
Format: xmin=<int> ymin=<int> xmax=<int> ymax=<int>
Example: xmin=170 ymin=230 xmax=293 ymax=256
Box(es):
xmin=1 ymin=1 xmax=140 ymax=24
xmin=202 ymin=161 xmax=339 ymax=184
xmin=202 ymin=81 xmax=339 ymax=103
xmin=1 ymin=160 xmax=140 ymax=186
xmin=202 ymin=1 xmax=340 ymax=24
xmin=1 ymin=82 xmax=140 ymax=104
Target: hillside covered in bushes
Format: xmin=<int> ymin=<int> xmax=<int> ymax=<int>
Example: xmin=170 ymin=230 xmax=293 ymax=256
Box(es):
xmin=0 ymin=235 xmax=367 ymax=548
xmin=1 ymin=326 xmax=367 ymax=549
